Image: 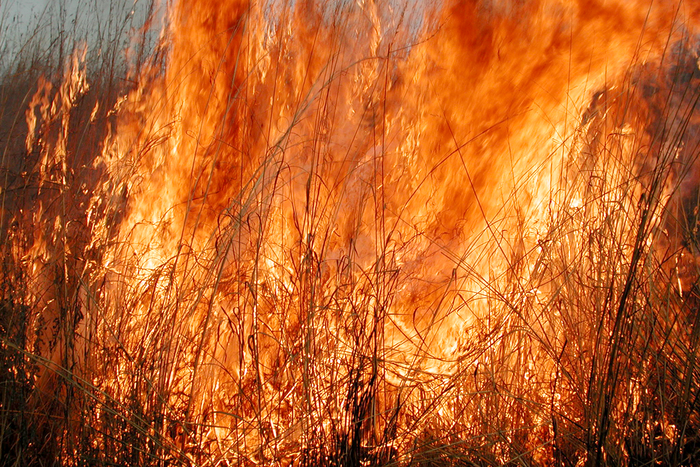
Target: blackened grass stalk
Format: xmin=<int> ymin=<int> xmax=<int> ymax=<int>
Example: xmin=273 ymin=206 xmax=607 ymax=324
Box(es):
xmin=4 ymin=0 xmax=700 ymax=466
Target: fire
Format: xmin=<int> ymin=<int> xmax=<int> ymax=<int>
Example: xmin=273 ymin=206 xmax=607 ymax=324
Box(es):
xmin=5 ymin=0 xmax=700 ymax=465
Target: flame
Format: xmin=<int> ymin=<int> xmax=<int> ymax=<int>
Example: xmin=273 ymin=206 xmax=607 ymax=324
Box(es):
xmin=9 ymin=0 xmax=700 ymax=464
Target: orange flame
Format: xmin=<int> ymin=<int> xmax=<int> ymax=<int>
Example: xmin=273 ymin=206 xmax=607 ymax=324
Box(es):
xmin=13 ymin=0 xmax=700 ymax=464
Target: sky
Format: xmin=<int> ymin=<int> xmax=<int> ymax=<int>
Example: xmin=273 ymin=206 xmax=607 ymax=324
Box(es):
xmin=3 ymin=0 xmax=49 ymax=25
xmin=2 ymin=0 xmax=77 ymax=38
xmin=1 ymin=0 xmax=161 ymax=68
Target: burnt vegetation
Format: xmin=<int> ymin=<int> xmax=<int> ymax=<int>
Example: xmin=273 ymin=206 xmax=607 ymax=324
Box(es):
xmin=2 ymin=0 xmax=700 ymax=466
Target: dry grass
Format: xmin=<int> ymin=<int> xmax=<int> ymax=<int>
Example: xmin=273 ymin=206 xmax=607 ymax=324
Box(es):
xmin=1 ymin=1 xmax=700 ymax=466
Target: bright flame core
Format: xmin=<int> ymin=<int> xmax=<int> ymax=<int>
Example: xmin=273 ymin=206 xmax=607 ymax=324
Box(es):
xmin=12 ymin=0 xmax=700 ymax=464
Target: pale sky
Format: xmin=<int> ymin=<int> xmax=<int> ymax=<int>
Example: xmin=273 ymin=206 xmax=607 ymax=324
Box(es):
xmin=3 ymin=0 xmax=48 ymax=21
xmin=0 ymin=0 xmax=162 ymax=69
xmin=2 ymin=0 xmax=77 ymax=34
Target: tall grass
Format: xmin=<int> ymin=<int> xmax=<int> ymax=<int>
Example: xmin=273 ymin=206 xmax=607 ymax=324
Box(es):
xmin=2 ymin=0 xmax=700 ymax=466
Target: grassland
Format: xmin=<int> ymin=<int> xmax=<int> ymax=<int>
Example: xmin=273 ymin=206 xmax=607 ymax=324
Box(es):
xmin=2 ymin=0 xmax=700 ymax=466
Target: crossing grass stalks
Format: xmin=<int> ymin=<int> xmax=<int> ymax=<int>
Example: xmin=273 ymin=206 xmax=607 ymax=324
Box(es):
xmin=2 ymin=1 xmax=700 ymax=466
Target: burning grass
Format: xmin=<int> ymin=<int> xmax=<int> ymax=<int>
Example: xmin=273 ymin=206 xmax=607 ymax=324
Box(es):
xmin=2 ymin=0 xmax=700 ymax=465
